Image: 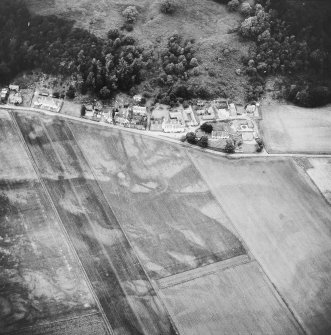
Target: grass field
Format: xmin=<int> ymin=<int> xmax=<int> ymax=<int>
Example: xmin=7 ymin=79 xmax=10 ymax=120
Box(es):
xmin=190 ymin=151 xmax=331 ymax=335
xmin=260 ymin=103 xmax=331 ymax=154
xmin=0 ymin=111 xmax=107 ymax=334
xmin=25 ymin=0 xmax=250 ymax=101
xmin=68 ymin=121 xmax=246 ymax=279
xmin=12 ymin=111 xmax=177 ymax=335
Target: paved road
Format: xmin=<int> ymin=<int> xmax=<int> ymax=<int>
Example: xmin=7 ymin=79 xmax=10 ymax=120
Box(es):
xmin=1 ymin=105 xmax=331 ymax=159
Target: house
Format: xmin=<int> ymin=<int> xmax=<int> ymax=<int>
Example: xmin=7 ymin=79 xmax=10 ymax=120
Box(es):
xmin=39 ymin=90 xmax=49 ymax=97
xmin=162 ymin=111 xmax=185 ymax=133
xmin=162 ymin=120 xmax=185 ymax=133
xmin=200 ymin=106 xmax=216 ymax=122
xmin=211 ymin=131 xmax=230 ymax=139
xmin=33 ymin=96 xmax=61 ymax=112
xmin=9 ymin=84 xmax=19 ymax=92
xmin=133 ymin=94 xmax=142 ymax=103
xmin=132 ymin=106 xmax=147 ymax=116
xmin=229 ymin=103 xmax=237 ymax=116
xmin=238 ymin=124 xmax=254 ymax=141
xmin=246 ymin=104 xmax=256 ymax=114
xmin=182 ymin=106 xmax=199 ymax=126
xmin=217 ymin=108 xmax=230 ymax=119
xmin=150 ymin=117 xmax=164 ymax=131
xmin=196 ymin=100 xmax=205 ymax=107
xmin=1 ymin=88 xmax=9 ymax=102
xmin=214 ymin=99 xmax=228 ymax=110
xmin=8 ymin=92 xmax=23 ymax=105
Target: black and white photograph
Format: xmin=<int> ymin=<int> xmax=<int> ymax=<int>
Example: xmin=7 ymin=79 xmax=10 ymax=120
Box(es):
xmin=1 ymin=1 xmax=331 ymax=334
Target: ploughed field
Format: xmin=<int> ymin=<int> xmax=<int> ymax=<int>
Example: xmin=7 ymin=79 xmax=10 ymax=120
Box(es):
xmin=260 ymin=104 xmax=331 ymax=154
xmin=1 ymin=109 xmax=331 ymax=334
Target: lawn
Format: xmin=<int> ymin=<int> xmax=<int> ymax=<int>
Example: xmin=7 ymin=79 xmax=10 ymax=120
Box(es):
xmin=190 ymin=151 xmax=331 ymax=335
xmin=0 ymin=110 xmax=106 ymax=335
xmin=260 ymin=103 xmax=331 ymax=153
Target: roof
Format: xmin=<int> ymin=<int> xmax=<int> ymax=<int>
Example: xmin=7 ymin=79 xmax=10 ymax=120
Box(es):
xmin=132 ymin=106 xmax=147 ymax=114
xmin=9 ymin=84 xmax=19 ymax=91
xmin=246 ymin=105 xmax=256 ymax=113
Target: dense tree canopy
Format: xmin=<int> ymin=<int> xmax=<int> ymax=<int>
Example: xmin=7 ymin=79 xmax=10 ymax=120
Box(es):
xmin=0 ymin=0 xmax=147 ymax=98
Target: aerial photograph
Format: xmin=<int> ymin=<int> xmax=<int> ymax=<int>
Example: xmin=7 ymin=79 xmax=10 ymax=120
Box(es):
xmin=0 ymin=0 xmax=331 ymax=334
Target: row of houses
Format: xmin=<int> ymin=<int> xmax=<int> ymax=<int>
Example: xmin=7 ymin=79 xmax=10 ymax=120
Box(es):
xmin=150 ymin=105 xmax=199 ymax=133
xmin=1 ymin=85 xmax=23 ymax=105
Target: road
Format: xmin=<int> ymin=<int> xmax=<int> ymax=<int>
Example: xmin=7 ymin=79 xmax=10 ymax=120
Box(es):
xmin=1 ymin=104 xmax=331 ymax=159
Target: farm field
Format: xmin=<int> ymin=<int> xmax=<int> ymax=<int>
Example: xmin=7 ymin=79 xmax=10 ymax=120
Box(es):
xmin=3 ymin=108 xmax=331 ymax=334
xmin=161 ymin=261 xmax=302 ymax=335
xmin=0 ymin=111 xmax=107 ymax=335
xmin=190 ymin=151 xmax=331 ymax=335
xmin=68 ymin=121 xmax=246 ymax=279
xmin=260 ymin=104 xmax=331 ymax=153
xmin=12 ymin=111 xmax=177 ymax=335
xmin=306 ymin=158 xmax=331 ymax=205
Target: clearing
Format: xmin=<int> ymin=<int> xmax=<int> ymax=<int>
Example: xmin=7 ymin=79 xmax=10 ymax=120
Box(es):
xmin=260 ymin=103 xmax=331 ymax=154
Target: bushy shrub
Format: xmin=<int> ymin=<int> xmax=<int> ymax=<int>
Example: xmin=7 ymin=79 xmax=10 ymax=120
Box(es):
xmin=240 ymin=2 xmax=252 ymax=17
xmin=122 ymin=6 xmax=139 ymax=23
xmin=255 ymin=138 xmax=264 ymax=152
xmin=200 ymin=123 xmax=213 ymax=134
xmin=186 ymin=132 xmax=197 ymax=144
xmin=224 ymin=139 xmax=235 ymax=153
xmin=107 ymin=29 xmax=120 ymax=40
xmin=198 ymin=135 xmax=209 ymax=148
xmin=99 ymin=86 xmax=111 ymax=99
xmin=227 ymin=0 xmax=240 ymax=12
xmin=66 ymin=85 xmax=75 ymax=99
xmin=160 ymin=0 xmax=178 ymax=14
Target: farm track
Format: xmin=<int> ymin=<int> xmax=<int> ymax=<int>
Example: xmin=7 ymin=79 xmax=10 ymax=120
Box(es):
xmin=11 ymin=111 xmax=178 ymax=335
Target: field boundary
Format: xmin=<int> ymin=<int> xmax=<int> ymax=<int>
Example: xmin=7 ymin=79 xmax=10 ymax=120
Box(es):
xmin=157 ymin=254 xmax=251 ymax=289
xmin=8 ymin=111 xmax=115 ymax=335
xmin=65 ymin=121 xmax=181 ymax=335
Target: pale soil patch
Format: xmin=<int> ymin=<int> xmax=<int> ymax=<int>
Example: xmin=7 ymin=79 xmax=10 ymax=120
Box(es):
xmin=190 ymin=151 xmax=331 ymax=334
xmin=260 ymin=103 xmax=331 ymax=153
xmin=161 ymin=261 xmax=302 ymax=335
xmin=306 ymin=158 xmax=331 ymax=204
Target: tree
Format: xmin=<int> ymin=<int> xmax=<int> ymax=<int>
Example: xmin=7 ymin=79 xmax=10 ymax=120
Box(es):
xmin=224 ymin=139 xmax=235 ymax=153
xmin=240 ymin=2 xmax=252 ymax=17
xmin=122 ymin=6 xmax=139 ymax=23
xmin=255 ymin=138 xmax=264 ymax=152
xmin=80 ymin=104 xmax=86 ymax=117
xmin=189 ymin=58 xmax=199 ymax=68
xmin=107 ymin=28 xmax=119 ymax=40
xmin=160 ymin=0 xmax=178 ymax=14
xmin=186 ymin=132 xmax=197 ymax=144
xmin=198 ymin=135 xmax=208 ymax=148
xmin=200 ymin=123 xmax=213 ymax=134
xmin=227 ymin=0 xmax=240 ymax=12
xmin=66 ymin=85 xmax=76 ymax=99
xmin=99 ymin=86 xmax=111 ymax=99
